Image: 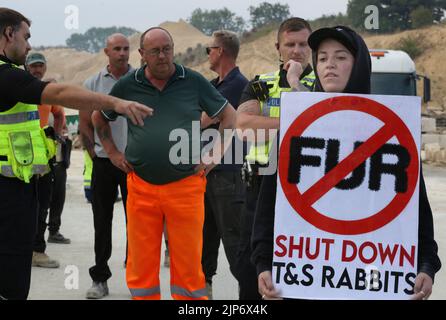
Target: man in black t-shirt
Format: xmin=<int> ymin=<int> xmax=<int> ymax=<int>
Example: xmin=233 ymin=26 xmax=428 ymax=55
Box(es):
xmin=0 ymin=7 xmax=152 ymax=300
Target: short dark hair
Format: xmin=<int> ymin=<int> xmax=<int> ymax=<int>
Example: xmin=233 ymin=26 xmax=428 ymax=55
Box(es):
xmin=140 ymin=27 xmax=173 ymax=49
xmin=0 ymin=8 xmax=31 ymax=39
xmin=213 ymin=30 xmax=240 ymax=60
xmin=277 ymin=17 xmax=312 ymax=43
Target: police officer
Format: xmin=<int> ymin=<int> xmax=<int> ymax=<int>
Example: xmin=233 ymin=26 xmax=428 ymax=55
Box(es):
xmin=0 ymin=7 xmax=152 ymax=300
xmin=234 ymin=17 xmax=315 ymax=300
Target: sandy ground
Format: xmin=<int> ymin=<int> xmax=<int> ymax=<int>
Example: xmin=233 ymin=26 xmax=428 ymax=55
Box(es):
xmin=28 ymin=149 xmax=238 ymax=300
xmin=28 ymin=150 xmax=446 ymax=300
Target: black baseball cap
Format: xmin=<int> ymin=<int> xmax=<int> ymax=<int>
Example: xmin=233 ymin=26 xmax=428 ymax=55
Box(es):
xmin=308 ymin=26 xmax=358 ymax=56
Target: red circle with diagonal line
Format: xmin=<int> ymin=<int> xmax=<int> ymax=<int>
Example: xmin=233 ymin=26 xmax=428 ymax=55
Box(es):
xmin=279 ymin=96 xmax=419 ymax=235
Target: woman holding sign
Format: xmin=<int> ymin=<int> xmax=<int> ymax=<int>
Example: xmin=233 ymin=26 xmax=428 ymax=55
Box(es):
xmin=251 ymin=25 xmax=441 ymax=300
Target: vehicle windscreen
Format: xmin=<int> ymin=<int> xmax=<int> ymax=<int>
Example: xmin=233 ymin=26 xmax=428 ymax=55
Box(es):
xmin=371 ymin=73 xmax=416 ymax=96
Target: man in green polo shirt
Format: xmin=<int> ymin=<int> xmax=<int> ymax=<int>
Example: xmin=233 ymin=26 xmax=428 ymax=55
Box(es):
xmin=92 ymin=27 xmax=236 ymax=300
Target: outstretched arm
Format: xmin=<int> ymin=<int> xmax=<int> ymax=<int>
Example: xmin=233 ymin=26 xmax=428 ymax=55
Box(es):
xmin=42 ymin=83 xmax=153 ymax=126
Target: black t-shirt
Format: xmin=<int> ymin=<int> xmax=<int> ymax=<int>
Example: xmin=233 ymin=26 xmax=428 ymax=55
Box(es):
xmin=239 ymin=64 xmax=314 ymax=105
xmin=207 ymin=67 xmax=249 ymax=171
xmin=0 ymin=55 xmax=49 ymax=112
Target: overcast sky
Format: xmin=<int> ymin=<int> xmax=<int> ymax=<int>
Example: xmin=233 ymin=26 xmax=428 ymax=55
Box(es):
xmin=2 ymin=0 xmax=349 ymax=46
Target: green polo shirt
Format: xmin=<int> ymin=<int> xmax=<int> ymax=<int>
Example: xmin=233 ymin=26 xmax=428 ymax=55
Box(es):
xmin=103 ymin=63 xmax=228 ymax=185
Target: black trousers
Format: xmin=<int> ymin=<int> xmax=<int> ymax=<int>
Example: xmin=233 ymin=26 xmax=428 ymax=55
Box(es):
xmin=33 ymin=164 xmax=68 ymax=252
xmin=234 ymin=174 xmax=263 ymax=300
xmin=89 ymin=157 xmax=127 ymax=282
xmin=201 ymin=170 xmax=244 ymax=284
xmin=48 ymin=164 xmax=67 ymax=234
xmin=0 ymin=176 xmax=38 ymax=300
xmin=34 ymin=172 xmax=52 ymax=253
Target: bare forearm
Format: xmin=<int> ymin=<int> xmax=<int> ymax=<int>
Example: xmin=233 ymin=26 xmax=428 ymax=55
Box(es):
xmin=209 ymin=105 xmax=236 ymax=162
xmin=236 ymin=99 xmax=279 ymax=143
xmin=236 ymin=113 xmax=279 ymax=143
xmin=236 ymin=113 xmax=280 ymax=131
xmin=78 ymin=111 xmax=96 ymax=158
xmin=92 ymin=111 xmax=119 ymax=157
xmin=53 ymin=114 xmax=64 ymax=136
xmin=79 ymin=131 xmax=95 ymax=158
xmin=42 ymin=83 xmax=119 ymax=112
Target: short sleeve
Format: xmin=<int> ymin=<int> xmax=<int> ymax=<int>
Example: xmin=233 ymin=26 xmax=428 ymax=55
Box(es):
xmin=100 ymin=79 xmax=125 ymax=121
xmin=0 ymin=64 xmax=49 ymax=109
xmin=197 ymin=73 xmax=228 ymax=118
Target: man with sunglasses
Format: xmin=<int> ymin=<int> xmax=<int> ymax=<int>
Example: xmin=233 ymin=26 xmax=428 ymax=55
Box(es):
xmin=201 ymin=30 xmax=248 ymax=299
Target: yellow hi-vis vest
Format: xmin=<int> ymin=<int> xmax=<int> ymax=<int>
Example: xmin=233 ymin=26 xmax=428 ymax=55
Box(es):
xmin=83 ymin=150 xmax=93 ymax=189
xmin=245 ymin=69 xmax=315 ymax=164
xmin=0 ymin=61 xmax=56 ymax=183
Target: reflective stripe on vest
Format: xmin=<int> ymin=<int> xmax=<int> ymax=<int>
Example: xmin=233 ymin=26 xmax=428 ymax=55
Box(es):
xmin=0 ymin=110 xmax=40 ymax=124
xmin=0 ymin=60 xmax=55 ymax=183
xmin=245 ymin=69 xmax=315 ymax=164
xmin=0 ymin=164 xmax=49 ymax=178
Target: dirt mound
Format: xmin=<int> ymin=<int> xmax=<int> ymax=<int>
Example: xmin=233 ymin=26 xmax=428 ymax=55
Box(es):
xmin=42 ymin=20 xmax=211 ymax=86
xmin=41 ymin=22 xmax=446 ymax=109
xmin=160 ymin=19 xmax=211 ymax=54
xmin=193 ymin=30 xmax=278 ymax=80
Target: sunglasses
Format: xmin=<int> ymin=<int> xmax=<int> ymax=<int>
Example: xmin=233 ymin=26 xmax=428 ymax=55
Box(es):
xmin=206 ymin=46 xmax=220 ymax=55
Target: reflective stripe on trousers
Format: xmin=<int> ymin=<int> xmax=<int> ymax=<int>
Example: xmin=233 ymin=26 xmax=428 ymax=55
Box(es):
xmin=129 ymin=286 xmax=207 ymax=299
xmin=129 ymin=286 xmax=161 ymax=299
xmin=170 ymin=286 xmax=208 ymax=299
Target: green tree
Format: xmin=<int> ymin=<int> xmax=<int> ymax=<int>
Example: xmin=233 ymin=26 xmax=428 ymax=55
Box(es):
xmin=411 ymin=6 xmax=434 ymax=28
xmin=188 ymin=8 xmax=246 ymax=35
xmin=395 ymin=35 xmax=425 ymax=59
xmin=310 ymin=13 xmax=352 ymax=30
xmin=66 ymin=26 xmax=138 ymax=53
xmin=248 ymin=2 xmax=290 ymax=30
xmin=347 ymin=0 xmax=446 ymax=33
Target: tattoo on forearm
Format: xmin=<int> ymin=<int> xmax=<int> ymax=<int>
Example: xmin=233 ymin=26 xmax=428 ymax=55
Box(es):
xmin=81 ymin=134 xmax=95 ymax=151
xmin=97 ymin=126 xmax=111 ymax=142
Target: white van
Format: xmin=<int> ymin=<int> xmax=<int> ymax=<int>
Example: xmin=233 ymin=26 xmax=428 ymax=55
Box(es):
xmin=370 ymin=49 xmax=431 ymax=102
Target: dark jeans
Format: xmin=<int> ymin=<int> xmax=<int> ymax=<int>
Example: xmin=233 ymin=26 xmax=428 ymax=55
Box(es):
xmin=48 ymin=164 xmax=67 ymax=234
xmin=89 ymin=157 xmax=127 ymax=283
xmin=0 ymin=176 xmax=38 ymax=300
xmin=234 ymin=174 xmax=263 ymax=300
xmin=201 ymin=170 xmax=244 ymax=284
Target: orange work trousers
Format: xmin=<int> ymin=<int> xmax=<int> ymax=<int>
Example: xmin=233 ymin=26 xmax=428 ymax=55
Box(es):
xmin=126 ymin=172 xmax=208 ymax=300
